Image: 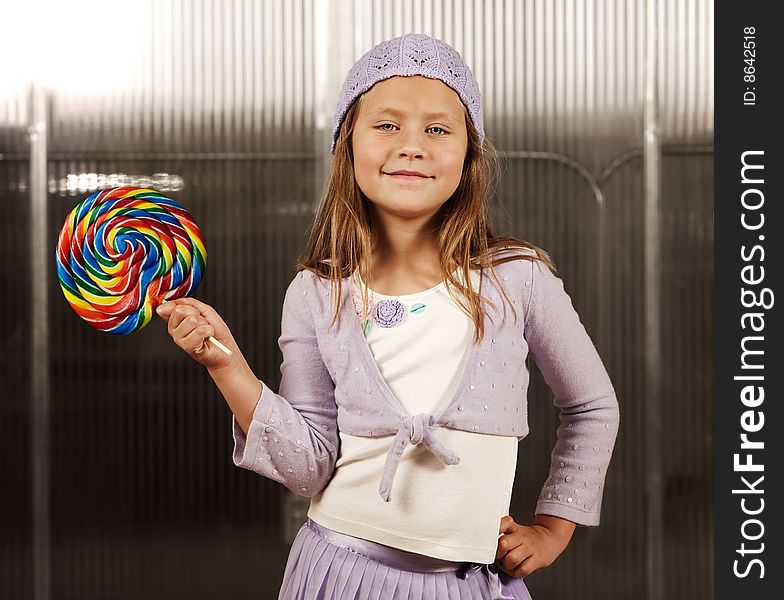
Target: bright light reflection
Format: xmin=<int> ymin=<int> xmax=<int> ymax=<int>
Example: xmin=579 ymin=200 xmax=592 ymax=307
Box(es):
xmin=0 ymin=0 xmax=146 ymax=97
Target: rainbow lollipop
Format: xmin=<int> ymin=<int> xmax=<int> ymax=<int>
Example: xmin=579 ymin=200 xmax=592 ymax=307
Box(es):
xmin=56 ymin=186 xmax=231 ymax=355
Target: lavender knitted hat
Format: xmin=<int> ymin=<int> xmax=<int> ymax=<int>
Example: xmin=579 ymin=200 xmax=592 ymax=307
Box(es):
xmin=330 ymin=33 xmax=484 ymax=154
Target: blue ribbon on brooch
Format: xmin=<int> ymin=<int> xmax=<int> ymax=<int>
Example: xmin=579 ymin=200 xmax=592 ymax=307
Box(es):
xmin=458 ymin=561 xmax=517 ymax=599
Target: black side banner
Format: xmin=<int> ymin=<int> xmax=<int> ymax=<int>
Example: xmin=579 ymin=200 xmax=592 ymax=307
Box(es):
xmin=715 ymin=2 xmax=782 ymax=598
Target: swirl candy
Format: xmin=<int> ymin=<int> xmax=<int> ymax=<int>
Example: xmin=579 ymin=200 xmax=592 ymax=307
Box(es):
xmin=56 ymin=186 xmax=231 ymax=355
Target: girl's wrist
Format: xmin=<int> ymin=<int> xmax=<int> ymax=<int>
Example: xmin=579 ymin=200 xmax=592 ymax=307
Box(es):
xmin=533 ymin=514 xmax=576 ymax=543
xmin=207 ymin=350 xmax=247 ymax=378
xmin=207 ymin=356 xmax=262 ymax=436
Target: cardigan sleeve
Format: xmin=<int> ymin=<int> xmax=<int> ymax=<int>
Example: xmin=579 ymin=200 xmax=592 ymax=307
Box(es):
xmin=523 ymin=258 xmax=620 ymax=526
xmin=231 ymin=270 xmax=339 ymax=497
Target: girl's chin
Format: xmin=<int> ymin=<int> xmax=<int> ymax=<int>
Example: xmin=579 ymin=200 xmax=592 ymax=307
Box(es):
xmin=368 ymin=203 xmax=445 ymax=220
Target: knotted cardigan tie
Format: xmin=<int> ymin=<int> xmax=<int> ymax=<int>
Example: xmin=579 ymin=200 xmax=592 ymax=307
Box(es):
xmin=378 ymin=413 xmax=461 ymax=502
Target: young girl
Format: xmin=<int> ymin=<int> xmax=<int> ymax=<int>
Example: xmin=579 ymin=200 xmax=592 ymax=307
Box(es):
xmin=157 ymin=33 xmax=619 ymax=600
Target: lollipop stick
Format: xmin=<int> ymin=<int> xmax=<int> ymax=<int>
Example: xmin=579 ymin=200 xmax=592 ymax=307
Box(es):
xmin=207 ymin=336 xmax=233 ymax=356
xmin=160 ymin=299 xmax=233 ymax=356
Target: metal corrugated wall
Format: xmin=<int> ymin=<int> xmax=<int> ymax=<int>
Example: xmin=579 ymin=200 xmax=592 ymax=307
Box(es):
xmin=1 ymin=1 xmax=713 ymax=599
xmin=1 ymin=85 xmax=34 ymax=600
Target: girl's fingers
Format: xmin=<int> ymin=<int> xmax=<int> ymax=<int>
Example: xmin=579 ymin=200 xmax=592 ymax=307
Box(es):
xmin=497 ymin=536 xmax=525 ymax=560
xmin=167 ymin=296 xmax=216 ymax=317
xmin=173 ymin=310 xmax=207 ymax=341
xmin=164 ymin=299 xmax=227 ymax=337
xmin=499 ymin=515 xmax=518 ymax=535
xmin=502 ymin=544 xmax=535 ymax=577
xmin=166 ymin=306 xmax=199 ymax=335
xmin=180 ymin=324 xmax=216 ymax=355
xmin=156 ymin=298 xmax=234 ymax=369
xmin=156 ymin=300 xmax=198 ymax=323
xmin=511 ymin=554 xmax=539 ymax=578
xmin=156 ymin=298 xmax=214 ymax=321
xmin=496 ymin=521 xmax=524 ymax=559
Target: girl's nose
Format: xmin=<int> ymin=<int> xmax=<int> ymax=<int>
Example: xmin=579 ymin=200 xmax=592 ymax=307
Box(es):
xmin=396 ymin=140 xmax=425 ymax=158
xmin=395 ymin=128 xmax=427 ymax=157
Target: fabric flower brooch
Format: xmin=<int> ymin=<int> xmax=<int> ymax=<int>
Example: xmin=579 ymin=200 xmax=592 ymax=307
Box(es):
xmin=352 ymin=291 xmax=426 ymax=338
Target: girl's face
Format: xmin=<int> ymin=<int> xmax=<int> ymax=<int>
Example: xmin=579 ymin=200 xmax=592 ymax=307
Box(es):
xmin=352 ymin=75 xmax=468 ymax=226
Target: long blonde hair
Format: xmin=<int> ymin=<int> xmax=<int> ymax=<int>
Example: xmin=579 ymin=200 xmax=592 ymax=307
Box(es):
xmin=295 ymin=92 xmax=556 ymax=344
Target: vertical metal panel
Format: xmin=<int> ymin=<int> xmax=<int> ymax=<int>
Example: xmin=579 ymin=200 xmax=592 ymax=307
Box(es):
xmin=643 ymin=1 xmax=664 ymax=599
xmin=659 ymin=148 xmax=714 ymax=600
xmin=660 ymin=0 xmax=714 ymax=140
xmin=30 ymin=83 xmax=51 ymax=600
xmin=1 ymin=1 xmax=713 ymax=599
xmin=0 ymin=92 xmax=33 ymax=600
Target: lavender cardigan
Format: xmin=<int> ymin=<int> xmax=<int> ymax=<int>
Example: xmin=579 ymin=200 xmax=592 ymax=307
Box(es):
xmin=232 ymin=249 xmax=620 ymax=527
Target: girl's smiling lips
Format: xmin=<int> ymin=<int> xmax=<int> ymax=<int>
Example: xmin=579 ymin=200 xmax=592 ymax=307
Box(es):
xmin=384 ymin=170 xmax=432 ymax=180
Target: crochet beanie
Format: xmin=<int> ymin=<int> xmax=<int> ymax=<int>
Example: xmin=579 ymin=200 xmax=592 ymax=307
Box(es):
xmin=331 ymin=33 xmax=484 ymax=154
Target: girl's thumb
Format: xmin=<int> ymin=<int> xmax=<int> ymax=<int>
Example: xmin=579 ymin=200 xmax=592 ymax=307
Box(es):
xmin=156 ymin=301 xmax=174 ymax=318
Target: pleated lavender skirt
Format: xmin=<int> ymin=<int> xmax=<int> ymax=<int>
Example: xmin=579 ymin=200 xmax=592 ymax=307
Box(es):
xmin=277 ymin=518 xmax=533 ymax=599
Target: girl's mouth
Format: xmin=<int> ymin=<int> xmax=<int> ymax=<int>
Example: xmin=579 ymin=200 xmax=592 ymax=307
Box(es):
xmin=385 ymin=173 xmax=431 ymax=181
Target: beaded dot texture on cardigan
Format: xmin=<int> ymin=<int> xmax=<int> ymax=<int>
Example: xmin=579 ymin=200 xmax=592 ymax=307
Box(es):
xmin=331 ymin=32 xmax=484 ymax=154
xmin=230 ymin=248 xmax=620 ymax=523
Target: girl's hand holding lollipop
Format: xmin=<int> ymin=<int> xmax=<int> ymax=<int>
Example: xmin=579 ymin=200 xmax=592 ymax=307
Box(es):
xmin=155 ymin=297 xmax=236 ymax=371
xmin=56 ymin=186 xmax=233 ymax=359
xmin=56 ymin=186 xmax=258 ymax=435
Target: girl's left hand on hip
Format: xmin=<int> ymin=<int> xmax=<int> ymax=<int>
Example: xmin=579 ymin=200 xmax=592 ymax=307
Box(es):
xmin=495 ymin=515 xmax=572 ymax=578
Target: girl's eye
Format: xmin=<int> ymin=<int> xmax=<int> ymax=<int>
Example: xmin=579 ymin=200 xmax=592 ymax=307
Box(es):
xmin=375 ymin=124 xmax=449 ymax=135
